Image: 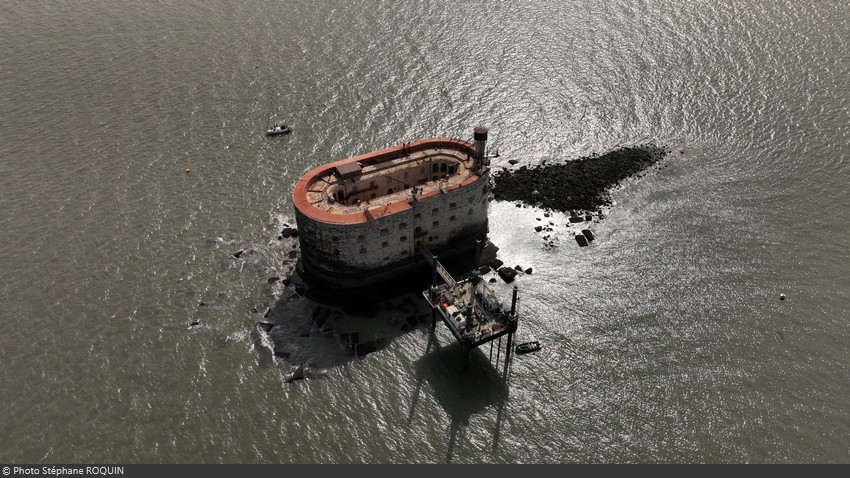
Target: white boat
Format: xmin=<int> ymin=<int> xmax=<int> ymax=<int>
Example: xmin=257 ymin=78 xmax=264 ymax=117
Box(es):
xmin=266 ymin=123 xmax=291 ymax=136
xmin=515 ymin=340 xmax=541 ymax=354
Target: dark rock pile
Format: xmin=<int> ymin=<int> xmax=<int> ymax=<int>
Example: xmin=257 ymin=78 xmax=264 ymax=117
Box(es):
xmin=492 ymin=144 xmax=669 ymax=214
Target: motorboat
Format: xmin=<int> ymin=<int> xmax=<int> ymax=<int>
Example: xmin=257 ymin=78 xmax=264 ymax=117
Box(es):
xmin=266 ymin=123 xmax=292 ymax=136
xmin=515 ymin=340 xmax=541 ymax=354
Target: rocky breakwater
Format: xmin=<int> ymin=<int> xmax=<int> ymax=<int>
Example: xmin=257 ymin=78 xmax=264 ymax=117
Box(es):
xmin=492 ymin=144 xmax=669 ymax=215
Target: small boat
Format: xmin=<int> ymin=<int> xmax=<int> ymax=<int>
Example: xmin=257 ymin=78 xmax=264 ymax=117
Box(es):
xmin=266 ymin=123 xmax=292 ymax=136
xmin=515 ymin=340 xmax=541 ymax=354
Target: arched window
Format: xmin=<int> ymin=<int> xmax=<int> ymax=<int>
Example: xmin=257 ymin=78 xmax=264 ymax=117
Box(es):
xmin=440 ymin=163 xmax=447 ymax=172
xmin=432 ymin=163 xmax=439 ymax=173
xmin=387 ymin=188 xmax=393 ymax=195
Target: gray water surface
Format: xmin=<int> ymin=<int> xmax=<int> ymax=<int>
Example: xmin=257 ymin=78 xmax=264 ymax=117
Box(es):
xmin=1 ymin=0 xmax=848 ymax=463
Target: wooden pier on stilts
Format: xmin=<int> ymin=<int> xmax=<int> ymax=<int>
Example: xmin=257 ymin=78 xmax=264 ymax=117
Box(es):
xmin=420 ymin=241 xmax=519 ymax=371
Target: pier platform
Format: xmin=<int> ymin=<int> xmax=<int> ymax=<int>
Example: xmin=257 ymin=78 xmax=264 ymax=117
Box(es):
xmin=420 ymin=246 xmax=519 ymax=370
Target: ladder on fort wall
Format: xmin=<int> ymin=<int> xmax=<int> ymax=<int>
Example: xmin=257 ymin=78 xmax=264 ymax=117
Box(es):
xmin=363 ymin=207 xmax=379 ymax=231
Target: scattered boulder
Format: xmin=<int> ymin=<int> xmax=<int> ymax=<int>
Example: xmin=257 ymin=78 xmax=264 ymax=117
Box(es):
xmin=256 ymin=322 xmax=274 ymax=332
xmin=478 ymin=241 xmax=503 ymax=271
xmin=534 ymin=225 xmax=543 ymax=232
xmin=581 ymin=229 xmax=595 ymax=241
xmin=284 ymin=363 xmax=305 ymax=382
xmin=268 ymin=276 xmax=280 ymax=284
xmin=575 ymin=234 xmax=589 ymax=247
xmin=498 ymin=267 xmax=518 ymax=283
xmin=280 ymin=227 xmax=298 ymax=238
xmin=233 ymin=249 xmax=244 ymax=258
xmin=524 ymin=267 xmax=533 ymax=275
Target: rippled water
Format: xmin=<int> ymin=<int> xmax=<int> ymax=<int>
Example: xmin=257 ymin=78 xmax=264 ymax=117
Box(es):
xmin=1 ymin=0 xmax=848 ymax=463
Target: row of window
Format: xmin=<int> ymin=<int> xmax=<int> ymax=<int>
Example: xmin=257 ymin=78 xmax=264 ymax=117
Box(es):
xmin=331 ymin=209 xmax=476 ymax=243
xmin=360 ymin=235 xmax=442 ymax=255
